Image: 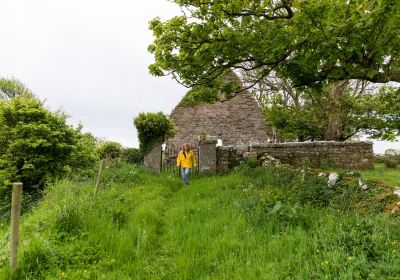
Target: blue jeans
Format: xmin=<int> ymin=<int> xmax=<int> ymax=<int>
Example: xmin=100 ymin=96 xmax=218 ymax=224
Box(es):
xmin=181 ymin=168 xmax=190 ymax=185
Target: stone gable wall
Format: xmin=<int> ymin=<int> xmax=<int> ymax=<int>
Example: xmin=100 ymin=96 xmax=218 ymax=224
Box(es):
xmin=167 ymin=92 xmax=268 ymax=148
xmin=217 ymin=141 xmax=374 ymax=172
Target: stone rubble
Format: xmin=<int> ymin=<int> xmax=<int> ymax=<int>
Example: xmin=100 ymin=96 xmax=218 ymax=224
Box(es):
xmin=258 ymin=153 xmax=281 ymax=166
xmin=328 ymin=173 xmax=339 ymax=188
xmin=391 ymin=202 xmax=400 ymax=215
xmin=358 ymin=179 xmax=369 ymax=190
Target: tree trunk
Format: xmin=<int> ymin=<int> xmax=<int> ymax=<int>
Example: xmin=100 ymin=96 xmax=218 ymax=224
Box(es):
xmin=325 ymin=80 xmax=349 ymax=141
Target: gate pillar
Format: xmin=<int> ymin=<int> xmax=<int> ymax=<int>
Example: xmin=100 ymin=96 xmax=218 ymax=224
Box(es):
xmin=143 ymin=142 xmax=162 ymax=172
xmin=198 ymin=135 xmax=218 ymax=174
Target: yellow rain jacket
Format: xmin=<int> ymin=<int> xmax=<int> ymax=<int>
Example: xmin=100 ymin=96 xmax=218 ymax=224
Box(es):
xmin=176 ymin=150 xmax=197 ymax=168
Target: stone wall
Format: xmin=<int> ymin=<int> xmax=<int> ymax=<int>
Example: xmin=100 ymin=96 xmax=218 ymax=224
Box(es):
xmin=217 ymin=141 xmax=374 ymax=172
xmin=167 ymin=92 xmax=268 ymax=148
xmin=143 ymin=143 xmax=162 ymax=172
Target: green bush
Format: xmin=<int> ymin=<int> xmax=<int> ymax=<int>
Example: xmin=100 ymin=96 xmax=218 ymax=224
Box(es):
xmin=0 ymin=96 xmax=96 ymax=195
xmin=383 ymin=158 xmax=398 ymax=169
xmin=96 ymin=141 xmax=122 ymax=160
xmin=68 ymin=126 xmax=97 ymax=172
xmin=383 ymin=149 xmax=400 ymax=168
xmin=133 ymin=112 xmax=174 ymax=154
xmin=246 ymin=157 xmax=258 ymax=168
xmin=384 ymin=148 xmax=400 ymax=160
xmin=122 ymin=147 xmax=143 ymax=164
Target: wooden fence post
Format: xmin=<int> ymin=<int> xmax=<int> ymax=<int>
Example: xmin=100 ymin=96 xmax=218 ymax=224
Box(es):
xmin=93 ymin=159 xmax=105 ymax=198
xmin=10 ymin=182 xmax=23 ymax=273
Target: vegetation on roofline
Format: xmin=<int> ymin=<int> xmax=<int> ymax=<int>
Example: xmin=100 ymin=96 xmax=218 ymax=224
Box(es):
xmin=133 ymin=112 xmax=175 ymax=154
xmin=179 ymin=71 xmax=242 ymax=107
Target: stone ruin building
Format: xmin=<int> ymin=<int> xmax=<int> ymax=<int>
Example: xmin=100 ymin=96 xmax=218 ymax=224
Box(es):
xmin=166 ymin=91 xmax=269 ymax=149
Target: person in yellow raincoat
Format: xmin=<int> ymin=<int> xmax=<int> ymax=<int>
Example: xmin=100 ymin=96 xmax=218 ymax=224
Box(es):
xmin=176 ymin=143 xmax=197 ymax=185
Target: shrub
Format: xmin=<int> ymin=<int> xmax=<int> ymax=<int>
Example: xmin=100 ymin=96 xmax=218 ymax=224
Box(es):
xmin=384 ymin=148 xmax=400 ymax=160
xmin=246 ymin=157 xmax=258 ymax=168
xmin=133 ymin=112 xmax=174 ymax=154
xmin=0 ymin=96 xmax=93 ymax=195
xmin=383 ymin=158 xmax=398 ymax=169
xmin=383 ymin=149 xmax=400 ymax=168
xmin=68 ymin=126 xmax=97 ymax=172
xmin=97 ymin=141 xmax=123 ymax=160
xmin=122 ymin=147 xmax=143 ymax=164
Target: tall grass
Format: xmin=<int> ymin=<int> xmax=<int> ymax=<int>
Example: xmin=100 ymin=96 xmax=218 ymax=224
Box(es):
xmin=0 ymin=162 xmax=399 ymax=279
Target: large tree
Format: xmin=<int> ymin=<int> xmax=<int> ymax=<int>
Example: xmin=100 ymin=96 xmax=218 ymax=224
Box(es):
xmin=148 ymin=0 xmax=400 ymax=90
xmin=260 ymin=78 xmax=400 ymax=141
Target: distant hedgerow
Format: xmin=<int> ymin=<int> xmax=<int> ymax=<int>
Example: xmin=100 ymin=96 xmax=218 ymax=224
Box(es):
xmin=122 ymin=147 xmax=143 ymax=164
xmin=97 ymin=141 xmax=123 ymax=160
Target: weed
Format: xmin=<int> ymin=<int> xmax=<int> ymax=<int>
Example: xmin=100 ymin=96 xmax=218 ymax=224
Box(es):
xmin=246 ymin=157 xmax=258 ymax=168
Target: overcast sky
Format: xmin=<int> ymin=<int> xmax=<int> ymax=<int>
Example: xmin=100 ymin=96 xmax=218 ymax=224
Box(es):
xmin=0 ymin=0 xmax=399 ymax=153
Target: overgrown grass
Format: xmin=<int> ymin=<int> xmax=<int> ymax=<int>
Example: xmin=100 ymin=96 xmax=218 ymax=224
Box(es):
xmin=0 ymin=162 xmax=399 ymax=279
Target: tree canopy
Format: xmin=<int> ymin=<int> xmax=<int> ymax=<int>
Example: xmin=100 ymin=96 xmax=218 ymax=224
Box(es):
xmin=0 ymin=77 xmax=34 ymax=100
xmin=148 ymin=0 xmax=400 ymax=90
xmin=263 ymin=82 xmax=400 ymax=141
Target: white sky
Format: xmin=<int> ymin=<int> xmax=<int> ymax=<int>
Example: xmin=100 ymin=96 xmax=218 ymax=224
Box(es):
xmin=0 ymin=0 xmax=399 ymax=154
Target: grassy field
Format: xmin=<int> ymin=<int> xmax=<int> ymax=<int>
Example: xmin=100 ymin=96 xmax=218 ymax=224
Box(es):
xmin=0 ymin=162 xmax=399 ymax=279
xmin=358 ymin=163 xmax=400 ymax=187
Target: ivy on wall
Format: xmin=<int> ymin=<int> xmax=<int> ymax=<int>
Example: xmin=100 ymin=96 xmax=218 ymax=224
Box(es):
xmin=133 ymin=112 xmax=175 ymax=155
xmin=179 ymin=71 xmax=242 ymax=107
